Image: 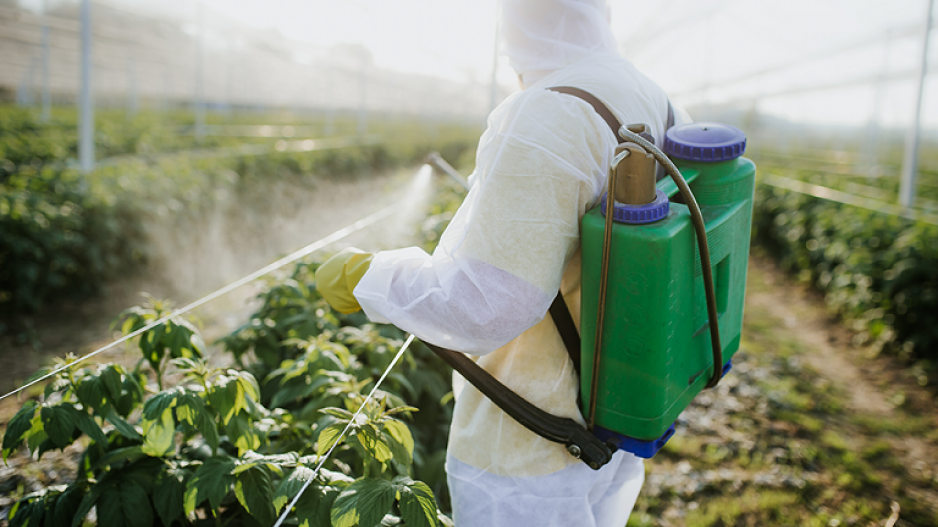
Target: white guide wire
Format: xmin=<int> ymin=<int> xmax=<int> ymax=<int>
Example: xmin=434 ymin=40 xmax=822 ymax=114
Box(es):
xmin=0 ymin=203 xmax=399 ymax=402
xmin=272 ymin=334 xmax=415 ymax=527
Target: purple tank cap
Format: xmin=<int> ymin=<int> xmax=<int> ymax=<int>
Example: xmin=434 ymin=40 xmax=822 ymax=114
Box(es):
xmin=664 ymin=122 xmax=746 ymax=162
xmin=601 ymin=189 xmax=669 ymax=224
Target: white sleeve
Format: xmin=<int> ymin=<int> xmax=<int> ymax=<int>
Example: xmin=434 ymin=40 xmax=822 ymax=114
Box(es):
xmin=354 ymin=89 xmax=614 ymax=354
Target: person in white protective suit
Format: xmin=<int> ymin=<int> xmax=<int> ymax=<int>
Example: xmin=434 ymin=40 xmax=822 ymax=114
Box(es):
xmin=315 ymin=1 xmax=690 ymax=525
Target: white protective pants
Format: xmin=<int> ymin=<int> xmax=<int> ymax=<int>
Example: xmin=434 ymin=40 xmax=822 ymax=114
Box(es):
xmin=447 ymin=450 xmax=644 ymax=527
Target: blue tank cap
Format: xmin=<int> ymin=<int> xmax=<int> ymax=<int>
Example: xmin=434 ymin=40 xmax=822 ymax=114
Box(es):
xmin=601 ymin=189 xmax=669 ymax=224
xmin=664 ymin=122 xmax=746 ymax=162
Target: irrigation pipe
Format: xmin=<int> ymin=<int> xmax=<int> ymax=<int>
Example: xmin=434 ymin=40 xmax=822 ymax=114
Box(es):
xmin=0 ymin=201 xmax=402 ymax=402
xmin=271 ymin=334 xmax=415 ymax=527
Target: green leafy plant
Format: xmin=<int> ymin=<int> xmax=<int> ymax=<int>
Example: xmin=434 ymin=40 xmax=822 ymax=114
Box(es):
xmin=752 ymin=179 xmax=938 ymax=384
xmin=114 ymin=295 xmax=205 ymax=390
xmin=3 ymin=304 xmax=449 ymax=526
xmin=2 ymin=153 xmax=473 ymax=525
xmin=1 ymin=103 xmax=480 ymax=331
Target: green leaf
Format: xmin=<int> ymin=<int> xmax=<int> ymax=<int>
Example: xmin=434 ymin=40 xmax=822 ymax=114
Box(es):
xmin=382 ymin=420 xmax=414 ymax=466
xmin=331 ymin=478 xmax=397 ymax=527
xmin=235 ymin=465 xmax=276 ymax=526
xmin=316 ymin=423 xmax=346 ymax=457
xmin=383 ymin=405 xmax=420 ymax=417
xmin=356 ymin=423 xmax=393 ymax=463
xmin=142 ymin=323 xmax=167 ymax=371
xmin=234 ymin=370 xmax=261 ymax=403
xmin=397 ymin=477 xmax=438 ymax=527
xmin=184 ymin=456 xmax=236 ymax=514
xmin=96 ymin=481 xmax=153 ymax=527
xmin=231 ymin=462 xmax=257 ymax=475
xmin=9 ymin=496 xmax=45 ymax=527
xmin=74 ymin=411 xmax=108 ymax=448
xmin=37 ymin=438 xmax=58 ymax=461
xmin=197 ymin=405 xmax=220 ymax=454
xmin=100 ymin=365 xmax=123 ymax=401
xmin=175 ymin=392 xmax=205 ymax=427
xmin=295 ymin=485 xmax=340 ymax=527
xmin=121 ymin=313 xmax=141 ymax=336
xmin=71 ymin=480 xmax=104 ymax=527
xmin=3 ymin=400 xmax=37 ymax=461
xmin=271 ymin=375 xmax=335 ymax=407
xmin=105 ymin=408 xmax=142 ymax=441
xmin=115 ymin=374 xmax=144 ymax=417
xmin=26 ymin=416 xmax=48 ymax=452
xmin=208 ymin=378 xmax=240 ymax=425
xmin=174 ymin=401 xmax=196 ymax=427
xmin=92 ymin=446 xmax=146 ymax=470
xmin=320 ymin=407 xmax=355 ymax=420
xmin=153 ymin=472 xmax=184 ymax=527
xmin=273 ymin=465 xmax=315 ymax=513
xmin=53 ymin=484 xmax=86 ymax=527
xmin=168 ymin=325 xmax=192 ymax=359
xmin=41 ymin=404 xmax=79 ymax=448
xmin=141 ymin=407 xmax=175 ymax=457
xmin=225 ymin=412 xmax=260 ymax=455
xmin=142 ymin=387 xmax=181 ymax=420
xmin=77 ymin=377 xmax=109 ymax=414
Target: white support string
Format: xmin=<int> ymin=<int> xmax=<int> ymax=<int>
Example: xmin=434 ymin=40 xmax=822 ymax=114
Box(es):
xmin=272 ymin=334 xmax=415 ymax=527
xmin=0 ymin=202 xmax=399 ymax=402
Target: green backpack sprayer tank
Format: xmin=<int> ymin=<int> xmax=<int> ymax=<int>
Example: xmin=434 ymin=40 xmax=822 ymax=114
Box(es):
xmin=580 ymin=122 xmax=754 ymax=458
xmin=425 ymin=119 xmax=755 ymax=469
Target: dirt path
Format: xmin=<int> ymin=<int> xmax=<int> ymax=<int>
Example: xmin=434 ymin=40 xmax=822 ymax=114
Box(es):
xmin=747 ymin=256 xmax=938 ymax=468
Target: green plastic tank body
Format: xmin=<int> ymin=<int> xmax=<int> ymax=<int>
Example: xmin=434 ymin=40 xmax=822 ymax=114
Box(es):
xmin=580 ymin=155 xmax=756 ymax=441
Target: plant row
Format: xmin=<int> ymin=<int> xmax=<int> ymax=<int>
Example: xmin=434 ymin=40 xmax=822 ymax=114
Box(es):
xmin=0 ymin=106 xmax=480 ymax=323
xmin=751 ymin=178 xmax=938 ymax=385
xmin=2 ymin=173 xmax=471 ymax=526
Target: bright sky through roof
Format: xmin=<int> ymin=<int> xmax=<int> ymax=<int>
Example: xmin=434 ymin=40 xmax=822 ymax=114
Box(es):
xmin=29 ymin=0 xmax=937 ymax=129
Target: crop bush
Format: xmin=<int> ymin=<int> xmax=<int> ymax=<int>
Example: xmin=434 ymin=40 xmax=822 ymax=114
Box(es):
xmin=752 ymin=181 xmax=938 ymax=382
xmin=0 ymin=104 xmax=480 ymax=329
xmin=2 ymin=293 xmax=451 ymax=526
xmin=0 ymin=166 xmax=144 ymax=317
xmin=2 ymin=165 xmax=469 ymax=526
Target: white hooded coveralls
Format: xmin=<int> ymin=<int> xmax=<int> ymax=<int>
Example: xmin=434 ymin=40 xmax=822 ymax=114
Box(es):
xmin=354 ymin=1 xmax=686 ymax=525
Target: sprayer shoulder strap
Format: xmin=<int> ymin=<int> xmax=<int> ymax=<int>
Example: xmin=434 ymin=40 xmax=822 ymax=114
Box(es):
xmin=548 ymin=292 xmax=581 ymax=374
xmin=547 ymin=86 xmax=674 ymax=145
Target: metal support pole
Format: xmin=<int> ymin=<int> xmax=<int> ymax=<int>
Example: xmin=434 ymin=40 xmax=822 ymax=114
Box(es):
xmin=41 ymin=0 xmax=51 ymax=122
xmin=357 ymin=57 xmax=368 ymax=136
xmin=899 ymin=0 xmax=934 ymax=208
xmin=162 ymin=64 xmax=173 ymax=113
xmin=225 ymin=48 xmax=233 ymax=114
xmin=194 ymin=2 xmax=205 ymax=141
xmin=127 ymin=57 xmax=137 ymax=116
xmin=325 ymin=69 xmax=335 ymax=136
xmin=865 ymin=31 xmax=891 ymax=180
xmin=79 ymin=0 xmax=94 ymax=173
xmin=17 ymin=59 xmax=37 ymax=106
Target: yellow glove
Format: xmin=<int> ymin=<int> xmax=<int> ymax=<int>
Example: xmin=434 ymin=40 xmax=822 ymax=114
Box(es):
xmin=315 ymin=248 xmax=374 ymax=314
